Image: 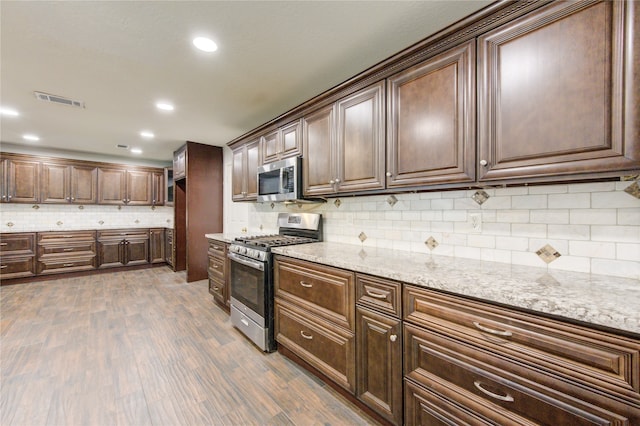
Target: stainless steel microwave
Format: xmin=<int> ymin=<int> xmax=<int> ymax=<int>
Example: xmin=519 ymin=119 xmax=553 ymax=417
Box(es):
xmin=257 ymin=156 xmax=301 ymax=203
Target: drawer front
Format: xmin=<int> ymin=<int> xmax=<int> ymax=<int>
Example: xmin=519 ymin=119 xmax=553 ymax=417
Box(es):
xmin=0 ymin=256 xmax=36 ymax=279
xmin=275 ymin=256 xmax=355 ymax=330
xmin=208 ymin=240 xmax=226 ymax=258
xmin=38 ymin=242 xmax=96 ymax=257
xmin=275 ymin=300 xmax=355 ymax=393
xmin=404 ymin=323 xmax=637 ymax=426
xmin=208 ymin=277 xmax=225 ymax=301
xmin=404 ymin=379 xmax=535 ymax=426
xmin=404 ymin=285 xmax=640 ymax=403
xmin=208 ymin=255 xmax=225 ymax=280
xmin=37 ymin=255 xmax=96 ymax=275
xmin=97 ymin=229 xmax=149 ymax=240
xmin=356 ymin=273 xmax=401 ymax=318
xmin=0 ymin=233 xmax=35 ymax=255
xmin=37 ymin=231 xmax=95 ymax=243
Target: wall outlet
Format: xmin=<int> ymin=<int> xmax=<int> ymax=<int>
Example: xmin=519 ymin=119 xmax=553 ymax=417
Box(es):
xmin=469 ymin=213 xmax=482 ymax=233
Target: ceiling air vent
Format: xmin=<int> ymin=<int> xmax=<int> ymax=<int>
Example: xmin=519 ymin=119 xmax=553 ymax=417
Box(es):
xmin=34 ymin=91 xmax=85 ymax=108
xmin=116 ymin=144 xmax=129 ymax=149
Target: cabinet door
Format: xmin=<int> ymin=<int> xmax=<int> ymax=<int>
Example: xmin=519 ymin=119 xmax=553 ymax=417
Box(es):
xmin=387 ymin=40 xmax=476 ymax=189
xmin=40 ymin=162 xmax=69 ymax=203
xmin=303 ymin=104 xmax=336 ymax=196
xmin=336 ymin=82 xmax=385 ymax=193
xmin=97 ymin=168 xmax=127 ymax=205
xmin=71 ymin=164 xmax=97 ymax=204
xmin=125 ymin=238 xmax=149 ymax=265
xmin=165 ymin=229 xmax=174 ymax=267
xmin=356 ymin=306 xmax=403 ymax=426
xmin=97 ymin=239 xmax=125 ymax=268
xmin=0 ymin=160 xmax=6 ymax=202
xmin=149 ymin=229 xmax=165 ymax=263
xmin=151 ymin=171 xmax=165 ymax=206
xmin=261 ymin=130 xmax=280 ymax=164
xmin=280 ymin=120 xmax=302 ymax=160
xmin=7 ymin=158 xmax=40 ymax=203
xmin=245 ymin=139 xmax=260 ymax=199
xmin=173 ymin=146 xmax=186 ymax=180
xmin=231 ymin=146 xmax=246 ymax=200
xmin=126 ymin=170 xmax=152 ymax=205
xmin=478 ymin=1 xmax=640 ymax=182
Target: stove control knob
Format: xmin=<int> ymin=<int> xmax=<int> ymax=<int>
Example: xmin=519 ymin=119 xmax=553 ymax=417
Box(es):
xmin=247 ymin=248 xmax=255 ymax=258
xmin=239 ymin=247 xmax=247 ymax=255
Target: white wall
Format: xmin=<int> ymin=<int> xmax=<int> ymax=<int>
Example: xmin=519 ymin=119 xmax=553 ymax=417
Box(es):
xmin=223 ymin=164 xmax=640 ymax=280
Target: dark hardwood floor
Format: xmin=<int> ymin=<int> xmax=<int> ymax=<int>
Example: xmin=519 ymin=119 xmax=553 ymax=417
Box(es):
xmin=0 ymin=267 xmax=378 ymax=425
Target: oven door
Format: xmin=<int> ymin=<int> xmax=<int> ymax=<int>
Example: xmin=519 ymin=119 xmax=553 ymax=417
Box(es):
xmin=228 ymin=252 xmax=266 ymax=324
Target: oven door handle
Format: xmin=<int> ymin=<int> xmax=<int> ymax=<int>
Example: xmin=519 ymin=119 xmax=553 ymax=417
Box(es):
xmin=228 ymin=252 xmax=265 ymax=271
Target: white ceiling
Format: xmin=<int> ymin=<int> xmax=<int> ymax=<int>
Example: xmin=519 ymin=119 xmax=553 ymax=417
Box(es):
xmin=1 ymin=0 xmax=492 ymax=163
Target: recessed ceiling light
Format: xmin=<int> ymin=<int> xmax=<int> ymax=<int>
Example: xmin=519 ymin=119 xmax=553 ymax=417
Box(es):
xmin=23 ymin=134 xmax=40 ymax=141
xmin=156 ymin=102 xmax=174 ymax=111
xmin=0 ymin=107 xmax=19 ymax=116
xmin=193 ymin=37 xmax=218 ymax=53
xmin=140 ymin=131 xmax=155 ymax=139
xmin=131 ymin=148 xmax=143 ymax=154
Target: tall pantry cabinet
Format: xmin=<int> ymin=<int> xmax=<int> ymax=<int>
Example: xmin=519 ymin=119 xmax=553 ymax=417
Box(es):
xmin=173 ymin=141 xmax=223 ymax=282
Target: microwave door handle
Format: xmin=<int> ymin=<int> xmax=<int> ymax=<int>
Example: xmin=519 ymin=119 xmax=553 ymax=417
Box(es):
xmin=280 ymin=168 xmax=286 ymax=194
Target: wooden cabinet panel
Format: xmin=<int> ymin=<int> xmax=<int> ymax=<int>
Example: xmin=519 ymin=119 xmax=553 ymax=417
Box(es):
xmin=207 ymin=240 xmax=228 ymax=306
xmin=126 ymin=170 xmax=152 ymax=205
xmin=71 ymin=165 xmax=98 ymax=204
xmin=165 ymin=228 xmax=174 ymax=267
xmin=303 ymin=104 xmax=336 ymax=196
xmin=261 ymin=120 xmax=302 ymax=164
xmin=275 ymin=300 xmax=356 ymax=393
xmin=151 ymin=171 xmax=165 ymax=206
xmin=97 ymin=229 xmax=149 ymax=268
xmin=232 ymin=139 xmax=259 ymax=201
xmin=126 ymin=238 xmax=149 ymax=265
xmin=0 ymin=232 xmax=36 ymax=280
xmin=97 ymin=168 xmax=127 ymax=205
xmin=173 ymin=145 xmax=186 ymax=180
xmin=41 ymin=162 xmax=97 ymax=204
xmin=0 ymin=233 xmax=35 ymax=255
xmin=478 ymin=1 xmax=640 ymax=182
xmin=36 ymin=231 xmax=96 ymax=274
xmin=404 ymin=323 xmax=636 ymax=425
xmin=149 ymin=228 xmax=165 ymax=264
xmin=2 ymin=158 xmax=40 ymax=203
xmin=387 ymin=40 xmax=475 ymax=188
xmin=40 ymin=162 xmax=68 ymax=203
xmin=97 ymin=238 xmax=125 ymax=268
xmin=275 ymin=256 xmax=355 ymax=330
xmin=356 ymin=306 xmax=403 ymax=426
xmin=356 ymin=274 xmax=402 ymax=319
xmin=404 ymin=285 xmax=640 ymax=404
xmin=0 ymin=256 xmax=36 ymax=280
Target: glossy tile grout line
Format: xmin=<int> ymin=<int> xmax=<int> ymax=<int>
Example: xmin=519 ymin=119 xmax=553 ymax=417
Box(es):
xmin=0 ymin=267 xmax=378 ymax=426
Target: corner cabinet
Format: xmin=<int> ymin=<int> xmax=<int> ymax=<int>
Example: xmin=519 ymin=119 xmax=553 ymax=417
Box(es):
xmin=0 ymin=155 xmax=40 ymax=203
xmin=387 ymin=39 xmax=476 ymax=189
xmin=231 ymin=139 xmax=260 ymax=201
xmin=477 ymin=1 xmax=640 ymax=183
xmin=303 ymin=81 xmax=385 ymax=196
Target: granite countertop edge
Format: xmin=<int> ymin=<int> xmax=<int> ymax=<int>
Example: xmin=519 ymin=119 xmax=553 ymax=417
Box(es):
xmin=270 ymin=242 xmax=640 ymax=336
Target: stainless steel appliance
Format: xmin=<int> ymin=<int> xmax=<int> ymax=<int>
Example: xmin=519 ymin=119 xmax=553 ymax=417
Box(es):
xmin=228 ymin=212 xmax=322 ymax=352
xmin=256 ymin=156 xmax=301 ymax=203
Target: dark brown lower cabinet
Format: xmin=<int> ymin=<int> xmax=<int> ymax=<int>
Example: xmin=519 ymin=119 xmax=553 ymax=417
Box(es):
xmin=0 ymin=232 xmax=36 ymax=280
xmin=149 ymin=228 xmax=165 ymax=264
xmin=165 ymin=228 xmax=174 ymax=268
xmin=36 ymin=230 xmax=96 ymax=275
xmin=207 ymin=240 xmax=228 ymax=308
xmin=356 ymin=306 xmax=403 ymax=426
xmin=97 ymin=229 xmax=149 ymax=268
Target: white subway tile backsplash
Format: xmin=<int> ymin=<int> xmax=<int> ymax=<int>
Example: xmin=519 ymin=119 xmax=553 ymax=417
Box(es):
xmin=494 ymin=186 xmax=528 ymax=196
xmin=430 ymin=199 xmax=454 ymax=210
xmin=530 ymin=209 xmax=569 ymax=224
xmin=591 ymin=258 xmax=640 ymax=279
xmin=548 ymin=255 xmax=591 ymax=273
xmin=482 ymin=196 xmax=511 ymax=209
xmin=591 ymin=191 xmax=640 ymax=209
xmin=496 ymin=210 xmax=530 ymax=223
xmin=591 ymin=226 xmax=640 ymax=243
xmin=548 ymin=193 xmax=590 ymax=209
xmin=410 ymin=200 xmax=431 ymax=210
xmin=548 ymin=224 xmax=590 ymax=240
xmin=570 ymin=209 xmax=617 ymax=225
xmin=421 ymin=210 xmax=443 ymax=221
xmin=569 ymin=241 xmax=616 ymax=259
xmin=443 ymin=210 xmax=467 ymax=222
xmin=511 ymin=251 xmax=544 ymax=267
xmin=512 ymin=223 xmax=547 ymax=238
xmin=480 ymin=248 xmax=512 ymax=263
xmin=496 ymin=236 xmax=529 ymax=251
xmin=512 ymin=195 xmax=547 ymax=209
xmin=454 ymin=198 xmax=478 ymax=210
xmin=569 ymin=181 xmax=616 ymax=193
xmin=528 ymin=184 xmax=568 ymax=194
xmin=454 ymin=246 xmax=481 ymax=259
xmin=616 ymin=243 xmax=640 ymax=262
xmin=467 ymin=234 xmax=495 ymax=249
xmin=617 ymin=208 xmax=640 ymax=225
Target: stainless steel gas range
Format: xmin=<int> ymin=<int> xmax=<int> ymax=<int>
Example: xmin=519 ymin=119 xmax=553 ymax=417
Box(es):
xmin=228 ymin=212 xmax=322 ymax=352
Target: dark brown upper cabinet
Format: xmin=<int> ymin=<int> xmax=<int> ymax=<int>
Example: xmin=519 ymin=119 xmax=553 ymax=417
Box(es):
xmin=173 ymin=145 xmax=186 ymax=181
xmin=261 ymin=120 xmax=302 ymax=164
xmin=40 ymin=161 xmax=97 ymax=204
xmin=0 ymin=155 xmax=40 ymax=203
xmin=477 ymin=1 xmax=640 ymax=183
xmin=387 ymin=40 xmax=476 ymax=189
xmin=151 ymin=170 xmax=165 ymax=206
xmin=232 ymin=138 xmax=260 ymax=201
xmin=304 ymin=81 xmax=385 ymax=196
xmin=97 ymin=167 xmax=153 ymax=205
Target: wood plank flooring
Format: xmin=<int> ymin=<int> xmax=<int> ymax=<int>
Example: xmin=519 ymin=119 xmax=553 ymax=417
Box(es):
xmin=1 ymin=267 xmax=378 ymax=426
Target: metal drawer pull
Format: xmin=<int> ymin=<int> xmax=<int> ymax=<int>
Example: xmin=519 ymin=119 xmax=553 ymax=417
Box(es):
xmin=300 ymin=331 xmax=313 ymax=340
xmin=366 ymin=290 xmax=387 ymax=299
xmin=213 ymin=265 xmax=219 ymax=269
xmin=1 ymin=265 xmax=7 ymax=269
xmin=63 ymin=263 xmax=74 ymax=267
xmin=299 ymin=281 xmax=312 ymax=288
xmin=473 ymin=381 xmax=514 ymax=402
xmin=389 ymin=334 xmax=397 ymax=342
xmin=213 ymin=286 xmax=219 ymax=291
xmin=0 ymin=243 xmax=7 ymax=246
xmin=63 ymin=248 xmax=74 ymax=251
xmin=212 ymin=245 xmax=221 ymax=250
xmin=473 ymin=321 xmax=512 ymax=337
xmin=240 ymin=318 xmax=249 ymax=327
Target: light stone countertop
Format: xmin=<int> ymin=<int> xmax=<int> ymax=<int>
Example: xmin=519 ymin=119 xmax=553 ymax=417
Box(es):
xmin=205 ymin=233 xmax=249 ymax=243
xmin=270 ymin=242 xmax=640 ymax=336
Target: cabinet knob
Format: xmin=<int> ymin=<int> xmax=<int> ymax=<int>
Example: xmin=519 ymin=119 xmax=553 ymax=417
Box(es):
xmin=480 ymin=160 xmax=488 ymax=167
xmin=329 ymin=180 xmax=335 ymax=184
xmin=71 ymin=197 xmax=75 ymax=201
xmin=335 ymin=178 xmax=341 ymax=183
xmin=7 ymin=195 xmax=12 ymax=200
xmin=386 ymin=172 xmax=392 ymax=177
xmin=390 ymin=334 xmax=397 ymax=342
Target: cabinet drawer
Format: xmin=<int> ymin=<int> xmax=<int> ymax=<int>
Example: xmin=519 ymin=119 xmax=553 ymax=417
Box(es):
xmin=208 ymin=255 xmax=224 ymax=280
xmin=404 ymin=285 xmax=640 ymax=403
xmin=97 ymin=229 xmax=149 ymax=240
xmin=275 ymin=300 xmax=355 ymax=393
xmin=404 ymin=379 xmax=535 ymax=426
xmin=404 ymin=323 xmax=638 ymax=425
xmin=356 ymin=273 xmax=401 ymax=318
xmin=0 ymin=233 xmax=35 ymax=255
xmin=207 ymin=241 xmax=226 ymax=258
xmin=38 ymin=242 xmax=96 ymax=257
xmin=208 ymin=277 xmax=225 ymax=301
xmin=0 ymin=256 xmax=36 ymax=279
xmin=275 ymin=256 xmax=355 ymax=330
xmin=37 ymin=255 xmax=96 ymax=275
xmin=37 ymin=231 xmax=95 ymax=243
